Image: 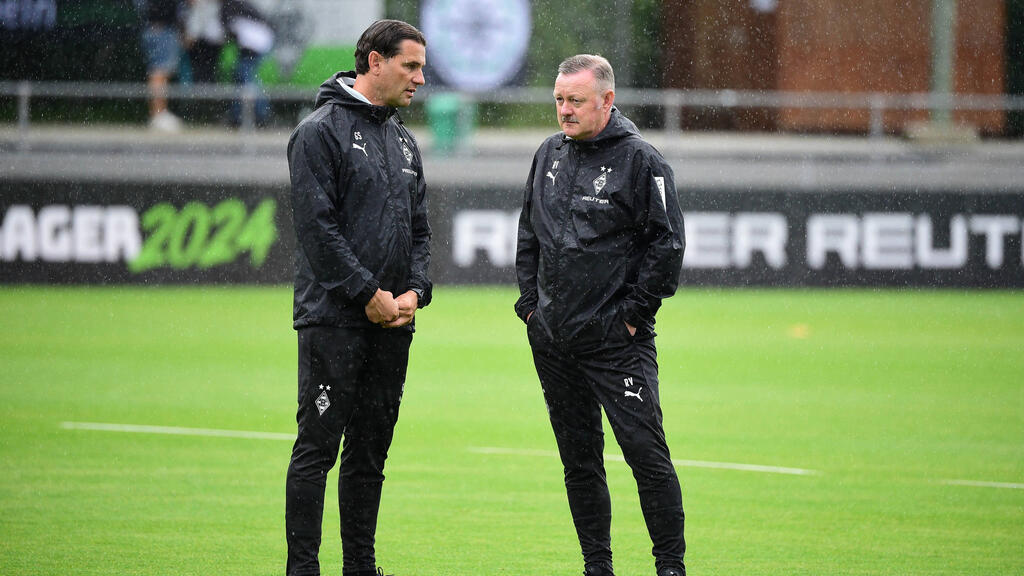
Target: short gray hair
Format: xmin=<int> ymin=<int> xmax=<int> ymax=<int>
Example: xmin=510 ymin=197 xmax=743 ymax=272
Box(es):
xmin=557 ymin=54 xmax=615 ymax=93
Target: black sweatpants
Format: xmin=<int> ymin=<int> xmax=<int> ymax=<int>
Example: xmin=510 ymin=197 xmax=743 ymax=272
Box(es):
xmin=527 ymin=315 xmax=686 ymax=574
xmin=286 ymin=326 xmax=412 ymax=576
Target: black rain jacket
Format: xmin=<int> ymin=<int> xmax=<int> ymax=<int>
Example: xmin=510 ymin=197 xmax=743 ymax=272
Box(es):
xmin=515 ymin=108 xmax=685 ymax=348
xmin=288 ymin=71 xmax=431 ymax=330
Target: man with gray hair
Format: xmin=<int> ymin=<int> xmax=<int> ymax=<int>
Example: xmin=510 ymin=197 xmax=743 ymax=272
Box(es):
xmin=515 ymin=54 xmax=687 ymax=576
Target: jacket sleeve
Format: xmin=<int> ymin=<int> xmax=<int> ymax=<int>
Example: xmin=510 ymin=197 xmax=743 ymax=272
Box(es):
xmin=288 ymin=119 xmax=379 ymax=307
xmin=620 ymin=151 xmax=685 ymax=327
xmin=407 ymin=145 xmax=432 ymax=308
xmin=514 ymin=152 xmax=541 ymax=323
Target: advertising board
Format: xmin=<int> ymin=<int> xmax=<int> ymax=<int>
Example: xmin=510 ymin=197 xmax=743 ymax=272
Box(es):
xmin=2 ymin=182 xmax=1021 ymax=287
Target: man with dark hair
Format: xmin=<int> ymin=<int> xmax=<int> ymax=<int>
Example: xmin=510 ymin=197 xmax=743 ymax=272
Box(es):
xmin=516 ymin=54 xmax=687 ymax=576
xmin=285 ymin=19 xmax=429 ymax=576
xmin=354 ymin=20 xmax=425 ymax=75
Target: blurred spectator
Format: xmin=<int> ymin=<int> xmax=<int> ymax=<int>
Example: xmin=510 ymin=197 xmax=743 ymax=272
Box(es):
xmin=222 ymin=0 xmax=274 ymax=127
xmin=184 ymin=0 xmax=224 ymax=84
xmin=265 ymin=2 xmax=312 ymax=83
xmin=183 ymin=0 xmax=274 ymax=127
xmin=139 ymin=0 xmax=185 ymax=132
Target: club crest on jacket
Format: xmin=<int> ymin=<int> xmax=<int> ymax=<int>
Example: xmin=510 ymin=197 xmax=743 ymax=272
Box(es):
xmin=593 ymin=166 xmax=613 ymax=195
xmin=401 ymin=139 xmax=413 ymax=164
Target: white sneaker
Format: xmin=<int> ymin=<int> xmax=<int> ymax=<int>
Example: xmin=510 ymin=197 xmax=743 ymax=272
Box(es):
xmin=149 ymin=110 xmax=183 ymax=132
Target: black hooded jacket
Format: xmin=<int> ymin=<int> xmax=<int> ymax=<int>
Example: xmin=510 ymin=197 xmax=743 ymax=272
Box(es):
xmin=288 ymin=71 xmax=431 ymax=330
xmin=515 ymin=108 xmax=685 ymax=347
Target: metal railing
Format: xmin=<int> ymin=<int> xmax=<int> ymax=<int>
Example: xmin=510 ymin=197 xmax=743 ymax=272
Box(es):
xmin=3 ymin=80 xmax=1024 ymax=139
xmin=474 ymin=86 xmax=1024 ymax=138
xmin=1 ymin=80 xmax=313 ymax=134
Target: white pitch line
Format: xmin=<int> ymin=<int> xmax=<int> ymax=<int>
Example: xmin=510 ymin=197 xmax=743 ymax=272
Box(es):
xmin=468 ymin=446 xmax=819 ymax=476
xmin=940 ymin=479 xmax=1024 ymax=490
xmin=59 ymin=426 xmax=1019 ymax=490
xmin=60 ymin=421 xmax=294 ymax=441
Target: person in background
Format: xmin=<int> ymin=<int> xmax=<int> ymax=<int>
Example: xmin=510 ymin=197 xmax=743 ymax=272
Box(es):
xmin=221 ymin=0 xmax=274 ymax=126
xmin=515 ymin=54 xmax=688 ymax=576
xmin=139 ymin=0 xmax=185 ymax=131
xmin=184 ymin=0 xmax=224 ymax=84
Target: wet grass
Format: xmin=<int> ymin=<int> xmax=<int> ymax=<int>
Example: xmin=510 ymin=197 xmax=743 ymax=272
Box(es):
xmin=0 ymin=286 xmax=1021 ymax=575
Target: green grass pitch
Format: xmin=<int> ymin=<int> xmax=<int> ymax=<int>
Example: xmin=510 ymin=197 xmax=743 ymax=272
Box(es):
xmin=0 ymin=286 xmax=1021 ymax=575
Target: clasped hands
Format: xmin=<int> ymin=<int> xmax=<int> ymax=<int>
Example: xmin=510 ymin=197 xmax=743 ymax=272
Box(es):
xmin=365 ymin=289 xmax=418 ymax=328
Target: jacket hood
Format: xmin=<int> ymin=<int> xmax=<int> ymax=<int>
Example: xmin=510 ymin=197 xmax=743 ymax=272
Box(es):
xmin=314 ymin=71 xmax=397 ymax=122
xmin=562 ymin=106 xmax=640 ymax=147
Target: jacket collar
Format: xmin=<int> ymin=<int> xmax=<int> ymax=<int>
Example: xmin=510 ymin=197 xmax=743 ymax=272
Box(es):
xmin=315 ymin=71 xmax=398 ymax=124
xmin=557 ymin=107 xmax=639 ymax=150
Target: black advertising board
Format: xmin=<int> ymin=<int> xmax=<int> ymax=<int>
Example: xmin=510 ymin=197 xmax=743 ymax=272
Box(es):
xmin=1 ymin=181 xmax=1022 ymax=287
xmin=674 ymin=189 xmax=1024 ymax=288
xmin=433 ymin=186 xmax=1024 ymax=288
xmin=0 ymin=181 xmax=290 ymax=283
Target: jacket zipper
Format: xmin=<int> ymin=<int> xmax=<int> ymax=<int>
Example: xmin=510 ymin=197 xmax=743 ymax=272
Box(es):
xmin=551 ymin=143 xmax=580 ymax=335
xmin=381 ymin=121 xmax=410 ymax=273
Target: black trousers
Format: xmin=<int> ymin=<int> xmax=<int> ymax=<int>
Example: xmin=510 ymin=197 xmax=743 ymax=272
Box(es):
xmin=286 ymin=326 xmax=412 ymax=576
xmin=527 ymin=315 xmax=686 ymax=574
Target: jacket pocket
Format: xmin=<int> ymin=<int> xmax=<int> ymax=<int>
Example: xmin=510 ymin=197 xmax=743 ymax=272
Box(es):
xmin=612 ymin=306 xmax=635 ymax=342
xmin=526 ymin=309 xmax=548 ymax=345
